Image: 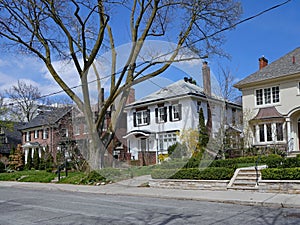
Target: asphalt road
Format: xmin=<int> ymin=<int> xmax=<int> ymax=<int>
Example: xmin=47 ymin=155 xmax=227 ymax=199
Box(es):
xmin=1 ymin=187 xmax=300 ymax=225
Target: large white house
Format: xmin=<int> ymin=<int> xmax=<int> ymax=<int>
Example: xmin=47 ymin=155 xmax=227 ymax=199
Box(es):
xmin=234 ymin=47 xmax=300 ymax=154
xmin=124 ymin=62 xmax=242 ymax=165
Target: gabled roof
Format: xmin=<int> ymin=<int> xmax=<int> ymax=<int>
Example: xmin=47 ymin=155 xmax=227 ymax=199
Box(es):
xmin=19 ymin=107 xmax=72 ymax=130
xmin=235 ymin=47 xmax=300 ymax=89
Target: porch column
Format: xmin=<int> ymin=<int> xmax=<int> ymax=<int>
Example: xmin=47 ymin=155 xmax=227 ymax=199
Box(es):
xmin=24 ymin=149 xmax=28 ymax=164
xmin=286 ymin=118 xmax=293 ymax=152
xmin=255 ymin=124 xmax=260 ymax=145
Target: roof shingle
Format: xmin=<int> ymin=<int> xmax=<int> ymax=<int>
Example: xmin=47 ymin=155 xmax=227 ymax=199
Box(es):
xmin=235 ymin=47 xmax=300 ymax=89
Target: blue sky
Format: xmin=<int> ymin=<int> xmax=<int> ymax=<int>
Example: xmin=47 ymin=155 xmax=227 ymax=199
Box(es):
xmin=0 ymin=0 xmax=299 ymax=100
xmin=212 ymin=0 xmax=300 ymax=80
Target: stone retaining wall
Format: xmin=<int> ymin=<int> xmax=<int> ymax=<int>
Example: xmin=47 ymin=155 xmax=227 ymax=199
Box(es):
xmin=150 ymin=179 xmax=300 ymax=193
xmin=149 ymin=179 xmax=229 ymax=190
xmin=258 ymin=180 xmax=300 ymax=194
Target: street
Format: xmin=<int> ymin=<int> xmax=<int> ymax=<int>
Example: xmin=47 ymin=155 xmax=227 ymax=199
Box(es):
xmin=1 ymin=187 xmax=300 ymax=224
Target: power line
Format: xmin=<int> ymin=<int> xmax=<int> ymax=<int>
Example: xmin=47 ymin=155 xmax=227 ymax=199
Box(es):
xmin=7 ymin=0 xmax=291 ymax=102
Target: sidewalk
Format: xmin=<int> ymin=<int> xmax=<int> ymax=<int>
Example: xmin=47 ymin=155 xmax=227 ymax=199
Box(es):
xmin=1 ymin=176 xmax=300 ymax=209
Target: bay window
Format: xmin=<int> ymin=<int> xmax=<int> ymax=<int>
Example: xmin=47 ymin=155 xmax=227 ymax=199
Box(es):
xmin=256 ymin=122 xmax=284 ymax=143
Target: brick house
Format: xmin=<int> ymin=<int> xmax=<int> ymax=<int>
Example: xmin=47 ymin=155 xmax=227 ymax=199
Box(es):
xmin=19 ymin=107 xmax=73 ymax=164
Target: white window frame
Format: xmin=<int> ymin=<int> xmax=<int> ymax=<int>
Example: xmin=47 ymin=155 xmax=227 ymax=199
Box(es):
xmin=256 ymin=122 xmax=284 ymax=144
xmin=255 ymin=86 xmax=280 ymax=106
xmin=136 ymin=110 xmax=149 ymax=126
xmin=43 ymin=128 xmax=49 ymax=140
xmin=34 ymin=130 xmax=38 ymax=139
xmin=158 ymin=107 xmax=166 ymax=123
xmin=172 ymin=105 xmax=180 ymax=121
xmin=158 ymin=133 xmax=177 ymax=153
xmin=26 ymin=131 xmax=31 ymax=142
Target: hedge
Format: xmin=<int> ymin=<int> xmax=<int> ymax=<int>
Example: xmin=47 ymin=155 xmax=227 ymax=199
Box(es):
xmin=0 ymin=162 xmax=5 ymax=173
xmin=261 ymin=168 xmax=300 ymax=180
xmin=151 ymin=167 xmax=234 ymax=180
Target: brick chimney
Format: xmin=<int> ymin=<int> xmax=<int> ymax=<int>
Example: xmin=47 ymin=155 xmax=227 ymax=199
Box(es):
xmin=202 ymin=61 xmax=211 ymax=97
xmin=259 ymin=56 xmax=268 ymax=70
xmin=126 ymin=88 xmax=135 ymax=104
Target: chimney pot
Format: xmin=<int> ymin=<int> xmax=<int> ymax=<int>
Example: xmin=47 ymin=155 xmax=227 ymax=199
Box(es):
xmin=259 ymin=56 xmax=268 ymax=70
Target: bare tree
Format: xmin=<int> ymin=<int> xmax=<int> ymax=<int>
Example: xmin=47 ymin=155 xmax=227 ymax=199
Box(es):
xmin=0 ymin=0 xmax=242 ymax=169
xmin=217 ymin=66 xmax=240 ymax=102
xmin=5 ymin=80 xmax=43 ymax=122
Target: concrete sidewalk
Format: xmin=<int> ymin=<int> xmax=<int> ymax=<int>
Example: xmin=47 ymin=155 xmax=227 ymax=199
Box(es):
xmin=1 ymin=177 xmax=300 ymax=209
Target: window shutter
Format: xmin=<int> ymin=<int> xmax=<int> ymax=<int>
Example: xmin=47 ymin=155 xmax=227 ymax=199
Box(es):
xmin=155 ymin=108 xmax=158 ymax=123
xmin=133 ymin=112 xmax=137 ymax=127
xmin=178 ymin=104 xmax=182 ymax=120
xmin=169 ymin=106 xmax=173 ymax=121
xmin=146 ymin=109 xmax=150 ymax=125
xmin=164 ymin=107 xmax=168 ymax=122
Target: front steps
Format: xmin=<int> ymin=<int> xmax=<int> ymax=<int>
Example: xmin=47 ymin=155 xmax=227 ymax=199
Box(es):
xmin=227 ymin=166 xmax=266 ymax=190
xmin=287 ymin=151 xmax=300 ymax=158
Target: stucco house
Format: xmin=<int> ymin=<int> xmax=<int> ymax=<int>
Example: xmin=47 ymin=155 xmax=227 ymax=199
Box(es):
xmin=234 ymin=47 xmax=300 ymax=154
xmin=124 ymin=62 xmax=242 ymax=165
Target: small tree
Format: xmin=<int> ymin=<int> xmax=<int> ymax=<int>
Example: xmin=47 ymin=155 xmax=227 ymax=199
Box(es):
xmin=33 ymin=149 xmax=40 ymax=170
xmin=179 ymin=129 xmax=200 ymax=156
xmin=39 ymin=150 xmax=46 ymax=170
xmin=198 ymin=108 xmax=209 ymax=148
xmin=167 ymin=142 xmax=188 ymax=159
xmin=9 ymin=144 xmax=24 ymax=171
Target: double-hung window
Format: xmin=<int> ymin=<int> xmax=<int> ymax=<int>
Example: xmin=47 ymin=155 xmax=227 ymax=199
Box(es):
xmin=43 ymin=129 xmax=49 ymax=139
xmin=169 ymin=104 xmax=182 ymax=122
xmin=134 ymin=109 xmax=150 ymax=126
xmin=26 ymin=131 xmax=31 ymax=142
xmin=34 ymin=130 xmax=39 ymax=139
xmin=155 ymin=107 xmax=167 ymax=123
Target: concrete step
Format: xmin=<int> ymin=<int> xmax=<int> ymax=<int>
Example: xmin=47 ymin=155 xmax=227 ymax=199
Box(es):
xmin=234 ymin=178 xmax=258 ymax=182
xmin=287 ymin=151 xmax=300 ymax=158
xmin=235 ymin=174 xmax=260 ymax=178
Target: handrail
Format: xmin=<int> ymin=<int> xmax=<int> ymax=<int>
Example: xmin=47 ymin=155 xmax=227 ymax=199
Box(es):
xmin=255 ymin=147 xmax=266 ymax=186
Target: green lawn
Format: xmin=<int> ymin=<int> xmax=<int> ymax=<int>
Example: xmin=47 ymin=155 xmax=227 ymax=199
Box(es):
xmin=0 ymin=166 xmax=155 ymax=185
xmin=0 ymin=170 xmax=56 ymax=183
